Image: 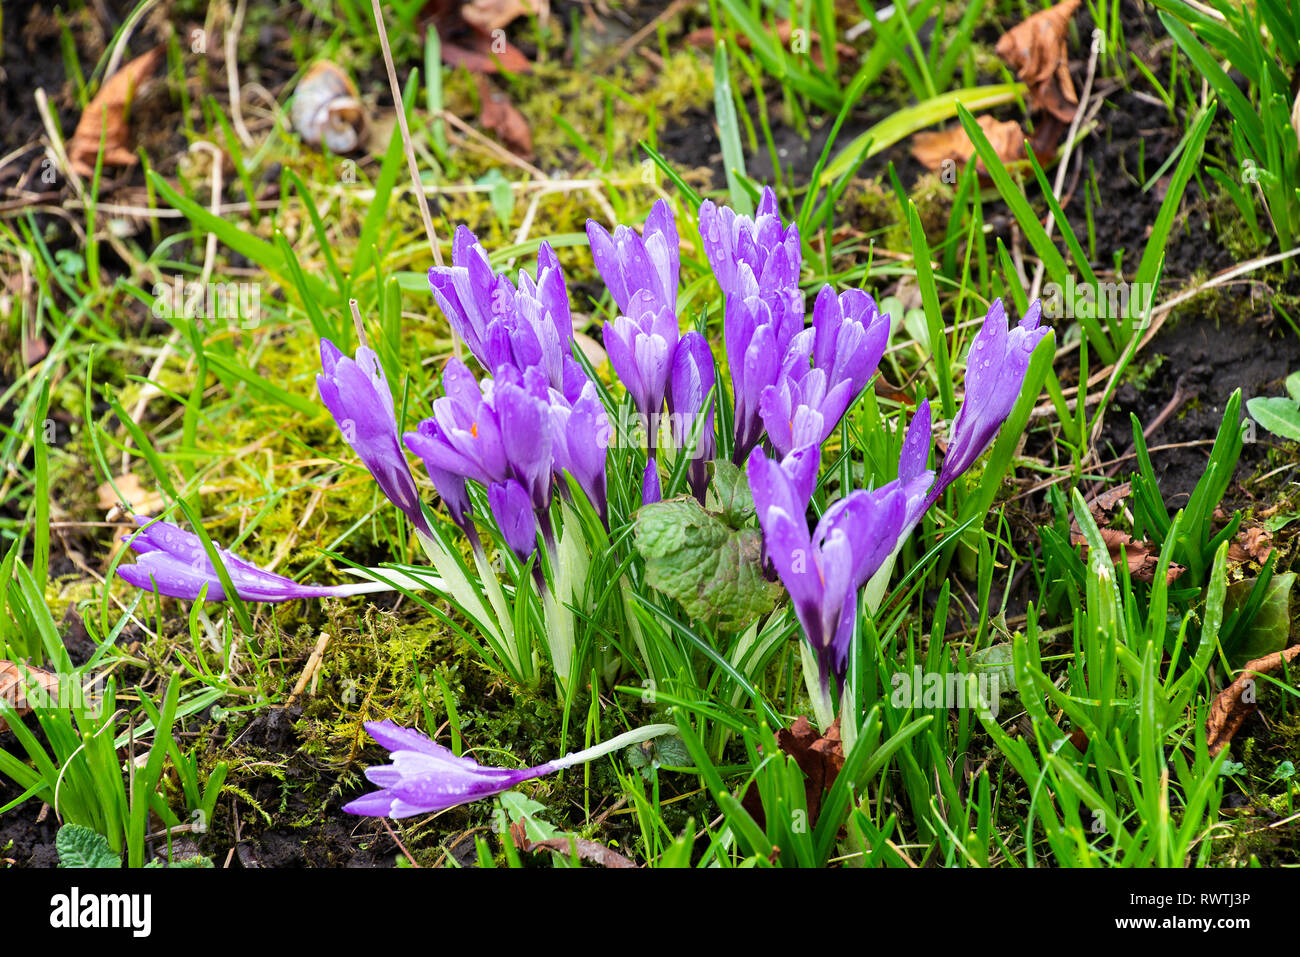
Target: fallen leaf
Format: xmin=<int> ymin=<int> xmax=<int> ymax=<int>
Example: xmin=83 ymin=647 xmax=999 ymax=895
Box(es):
xmin=0 ymin=661 xmax=62 ymax=732
xmin=995 ymin=0 xmax=1081 ymax=124
xmin=476 ymin=77 xmax=533 ymax=158
xmin=421 ymin=0 xmax=532 ymax=74
xmin=67 ymin=46 xmax=164 ymax=178
xmin=1070 ymin=527 xmax=1187 ymax=585
xmin=96 ymin=473 xmax=162 ymax=520
xmin=1206 ymin=643 xmax=1300 ymax=756
xmin=461 ymin=0 xmax=541 ymax=34
xmin=508 ymin=821 xmax=637 ymax=868
xmin=1226 ymin=526 xmax=1275 ymax=566
xmin=1089 ymin=481 xmax=1132 ymax=520
xmin=912 ymin=115 xmax=1026 ymax=173
xmin=742 ymin=716 xmax=844 ymax=827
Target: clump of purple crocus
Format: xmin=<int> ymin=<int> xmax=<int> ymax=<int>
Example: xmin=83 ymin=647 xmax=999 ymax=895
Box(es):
xmin=745 ymin=296 xmax=1048 ymax=695
xmin=587 ymin=200 xmax=716 ymax=505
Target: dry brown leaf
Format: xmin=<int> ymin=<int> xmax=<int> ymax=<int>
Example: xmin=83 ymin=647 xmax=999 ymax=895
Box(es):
xmin=1206 ymin=644 xmax=1300 ymax=756
xmin=67 ymin=46 xmax=164 ymax=178
xmin=1090 ymin=481 xmax=1132 ymax=519
xmin=912 ymin=115 xmax=1026 ymax=173
xmin=461 ymin=0 xmax=540 ymax=33
xmin=742 ymin=716 xmax=844 ymax=828
xmin=995 ymin=0 xmax=1080 ymax=124
xmin=508 ymin=821 xmax=637 ymax=868
xmin=1226 ymin=526 xmax=1275 ymax=566
xmin=0 ymin=661 xmax=62 ymax=732
xmin=476 ymin=78 xmax=533 ymax=158
xmin=422 ymin=0 xmax=533 ymax=74
xmin=97 ymin=473 xmax=162 ymax=519
xmin=1070 ymin=527 xmax=1187 ymax=586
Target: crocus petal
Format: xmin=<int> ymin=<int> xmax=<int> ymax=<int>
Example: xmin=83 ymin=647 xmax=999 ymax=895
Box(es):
xmin=489 ymin=480 xmax=537 ymax=561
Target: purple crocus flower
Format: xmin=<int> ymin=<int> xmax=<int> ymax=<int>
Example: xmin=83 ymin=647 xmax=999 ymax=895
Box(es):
xmin=748 ymin=446 xmax=906 ymax=685
xmin=117 ymin=518 xmax=390 ymax=603
xmin=489 ymin=479 xmax=537 ymax=561
xmin=924 ymin=299 xmax=1047 ymax=511
xmin=758 ymin=286 xmax=891 ymax=459
xmin=549 ymin=381 xmax=611 ymax=524
xmin=698 ymin=187 xmax=803 ymax=338
xmin=586 ymin=199 xmax=679 ymax=316
xmin=725 ymin=295 xmax=781 ymax=464
xmin=602 ymin=288 xmax=679 ymax=426
xmin=317 ymin=340 xmax=431 ymax=538
xmin=428 ymin=225 xmax=517 ymax=363
xmin=493 ymin=364 xmax=557 ymax=511
xmin=668 ymin=331 xmax=717 ymax=503
xmin=344 ymin=719 xmax=676 ymax=819
xmin=404 ymin=358 xmax=509 ymax=492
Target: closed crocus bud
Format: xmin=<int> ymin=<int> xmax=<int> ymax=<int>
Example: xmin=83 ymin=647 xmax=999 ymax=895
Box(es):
xmin=586 ymin=199 xmax=680 ymax=316
xmin=489 ymin=479 xmax=537 ymax=562
xmin=428 ymin=225 xmax=518 ymax=364
xmin=493 ymin=365 xmax=556 ymax=510
xmin=725 ymin=296 xmax=780 ymax=463
xmin=928 ymin=299 xmax=1048 ymax=511
xmin=602 ymin=288 xmax=679 ymax=430
xmin=550 ymin=382 xmax=610 ymax=524
xmin=317 ymin=339 xmax=431 ymax=538
xmin=669 ymin=331 xmax=717 ymax=503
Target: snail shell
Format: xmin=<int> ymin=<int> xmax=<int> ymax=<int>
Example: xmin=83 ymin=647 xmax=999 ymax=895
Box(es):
xmin=292 ymin=61 xmax=366 ymax=153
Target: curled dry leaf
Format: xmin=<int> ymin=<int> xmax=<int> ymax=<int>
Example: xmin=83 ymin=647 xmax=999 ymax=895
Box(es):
xmin=742 ymin=716 xmax=844 ymax=827
xmin=422 ymin=0 xmax=532 ymax=74
xmin=508 ymin=821 xmax=637 ymax=868
xmin=995 ymin=0 xmax=1081 ymax=124
xmin=913 ymin=115 xmax=1026 ymax=173
xmin=476 ymin=77 xmax=533 ymax=159
xmin=1070 ymin=527 xmax=1187 ymax=586
xmin=461 ymin=0 xmax=544 ymax=34
xmin=96 ymin=473 xmax=162 ymax=521
xmin=67 ymin=45 xmax=165 ymax=178
xmin=1206 ymin=644 xmax=1300 ymax=756
xmin=0 ymin=660 xmax=62 ymax=732
xmin=1226 ymin=526 xmax=1275 ymax=566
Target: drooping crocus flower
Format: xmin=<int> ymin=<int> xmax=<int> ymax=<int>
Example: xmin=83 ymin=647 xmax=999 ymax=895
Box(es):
xmin=317 ymin=340 xmax=432 ymax=538
xmin=117 ymin=517 xmax=391 ymax=603
xmin=586 ymin=199 xmax=679 ymax=316
xmin=668 ymin=331 xmax=717 ymax=503
xmin=748 ymin=446 xmax=906 ymax=686
xmin=343 ymin=719 xmax=676 ymax=819
xmin=924 ymin=299 xmax=1047 ymax=512
xmin=549 ymin=381 xmax=611 ymax=524
xmin=489 ymin=479 xmax=537 ymax=561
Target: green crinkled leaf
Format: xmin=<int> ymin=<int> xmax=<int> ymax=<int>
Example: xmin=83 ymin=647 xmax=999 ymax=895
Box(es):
xmin=708 ymin=459 xmax=755 ymax=525
xmin=1227 ymin=572 xmax=1295 ymax=666
xmin=56 ymin=824 xmax=120 ymax=869
xmin=635 ymin=498 xmax=779 ymax=630
xmin=145 ymin=854 xmax=214 ymax=868
xmin=1247 ymin=396 xmax=1300 ymax=441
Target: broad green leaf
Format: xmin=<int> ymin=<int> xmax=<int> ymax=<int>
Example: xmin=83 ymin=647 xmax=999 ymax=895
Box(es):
xmin=635 ymin=499 xmax=779 ymax=630
xmin=56 ymin=824 xmax=121 ymax=869
xmin=707 ymin=459 xmax=755 ymax=525
xmin=1226 ymin=572 xmax=1295 ymax=666
xmin=1247 ymin=395 xmax=1300 ymax=441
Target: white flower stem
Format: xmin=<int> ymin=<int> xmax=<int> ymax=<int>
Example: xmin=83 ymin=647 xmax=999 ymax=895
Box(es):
xmin=549 ymin=724 xmax=678 ymax=770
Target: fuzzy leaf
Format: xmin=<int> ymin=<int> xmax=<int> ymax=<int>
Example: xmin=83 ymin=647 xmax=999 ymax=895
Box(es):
xmin=56 ymin=825 xmax=121 ymax=869
xmin=635 ymin=498 xmax=778 ymax=630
